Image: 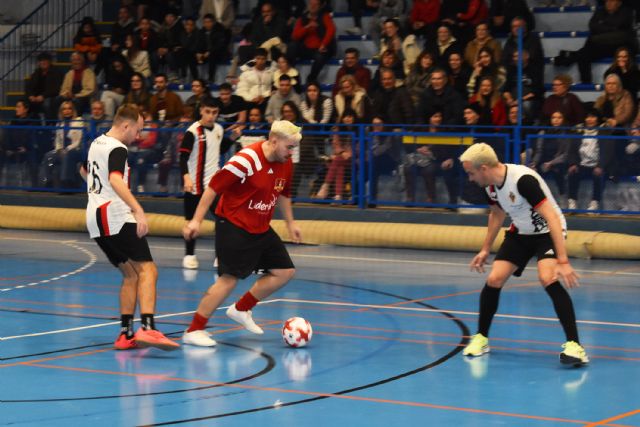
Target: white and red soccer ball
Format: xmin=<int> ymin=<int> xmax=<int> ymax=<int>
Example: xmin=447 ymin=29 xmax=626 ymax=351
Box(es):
xmin=282 ymin=317 xmax=313 ymax=348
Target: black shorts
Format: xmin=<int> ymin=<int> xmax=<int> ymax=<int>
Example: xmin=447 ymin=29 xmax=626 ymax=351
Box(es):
xmin=494 ymin=231 xmax=558 ymax=277
xmin=215 ymin=217 xmax=294 ymax=279
xmin=94 ymin=223 xmax=153 ymax=267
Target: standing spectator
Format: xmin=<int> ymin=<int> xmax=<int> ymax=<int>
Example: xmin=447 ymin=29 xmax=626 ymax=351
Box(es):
xmin=368 ymin=115 xmax=403 ymax=205
xmin=425 ymin=24 xmax=463 ymax=68
xmin=300 ymin=81 xmax=333 ymax=124
xmin=125 ymin=72 xmax=152 ymax=111
xmin=466 ymin=46 xmax=506 ymax=96
xmin=370 ymin=0 xmax=406 ymax=50
xmin=53 ymin=101 xmax=84 ymax=188
xmin=469 ymin=76 xmax=508 ymax=127
xmin=73 ymin=17 xmax=102 ymax=66
xmin=156 ymin=10 xmax=183 ymax=81
xmin=447 ymin=51 xmax=473 ymax=99
xmin=176 ymin=17 xmax=200 ymax=81
xmin=541 ymin=74 xmax=585 ymax=126
xmin=464 ymin=22 xmax=502 ymax=68
xmin=333 ymin=74 xmax=373 ymax=123
xmin=196 ymin=13 xmax=228 ymax=83
xmin=403 ymin=110 xmax=440 ymax=204
xmin=131 ymin=109 xmax=159 ymax=193
xmin=185 ymin=78 xmax=212 ymax=121
xmin=315 ymin=110 xmax=356 ymax=201
xmin=123 ymin=34 xmax=151 ymax=79
xmin=567 ymin=109 xmax=614 ymax=211
xmin=250 ymin=2 xmax=289 ymax=59
xmin=101 ymin=56 xmax=133 ymax=119
xmin=409 ymin=0 xmax=440 ymax=41
xmin=530 ymin=110 xmax=571 ymax=201
xmin=217 ymin=82 xmax=249 ymax=140
xmin=405 ymin=50 xmax=436 ymax=108
xmin=332 ymin=48 xmax=372 ymax=96
xmin=236 ymin=48 xmax=274 ymax=110
xmin=281 ymin=101 xmax=312 ymax=199
xmin=288 ymin=0 xmax=337 ymax=83
xmin=2 ymin=101 xmax=39 ymax=187
xmin=603 ymin=47 xmax=640 ymax=104
xmin=150 ymin=74 xmax=184 ymax=122
xmin=502 ymin=49 xmax=545 ymax=121
xmin=371 ymin=68 xmax=415 ymax=126
xmin=265 ymin=75 xmax=302 ymax=123
xmin=25 ymin=52 xmax=63 ymax=121
xmin=273 ymin=55 xmax=301 ymax=93
xmin=489 ymin=0 xmax=534 ymax=34
xmin=58 ymin=52 xmax=97 ymax=116
xmin=417 ymin=68 xmax=465 ymax=125
xmin=134 ymin=18 xmax=159 ymax=73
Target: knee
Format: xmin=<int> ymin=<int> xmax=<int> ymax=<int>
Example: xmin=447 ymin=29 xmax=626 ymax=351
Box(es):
xmin=275 ymin=268 xmax=296 ymax=282
xmin=538 ymin=272 xmax=556 ymax=286
xmin=139 ymin=262 xmax=158 ymax=281
xmin=486 ymin=274 xmax=506 ymax=288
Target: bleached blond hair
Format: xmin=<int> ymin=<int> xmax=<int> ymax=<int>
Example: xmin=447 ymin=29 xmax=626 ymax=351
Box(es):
xmin=459 ymin=142 xmax=499 ymax=168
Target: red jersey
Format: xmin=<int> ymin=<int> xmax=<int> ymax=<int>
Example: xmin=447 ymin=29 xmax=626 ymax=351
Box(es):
xmin=209 ymin=141 xmax=293 ymax=234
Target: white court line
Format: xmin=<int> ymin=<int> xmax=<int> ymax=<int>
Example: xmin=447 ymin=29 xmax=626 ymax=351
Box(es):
xmin=0 ymin=239 xmax=97 ymax=293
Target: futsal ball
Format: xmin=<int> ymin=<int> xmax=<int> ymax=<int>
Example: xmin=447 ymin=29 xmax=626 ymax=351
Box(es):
xmin=282 ymin=317 xmax=313 ymax=348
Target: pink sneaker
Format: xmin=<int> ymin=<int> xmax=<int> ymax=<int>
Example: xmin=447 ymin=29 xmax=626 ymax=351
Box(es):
xmin=134 ymin=328 xmax=180 ymax=351
xmin=114 ymin=333 xmax=137 ymax=350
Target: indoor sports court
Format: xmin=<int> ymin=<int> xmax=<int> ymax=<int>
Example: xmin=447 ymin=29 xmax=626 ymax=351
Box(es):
xmin=2 ymin=228 xmax=639 ymax=426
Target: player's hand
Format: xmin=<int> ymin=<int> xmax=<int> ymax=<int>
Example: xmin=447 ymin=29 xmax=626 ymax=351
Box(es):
xmin=183 ymin=220 xmax=200 ymax=241
xmin=288 ymin=222 xmax=302 ymax=244
xmin=133 ymin=210 xmax=149 ymax=238
xmin=556 ymin=262 xmax=579 ymax=288
xmin=470 ymin=250 xmax=489 ymax=273
xmin=183 ymin=176 xmax=194 ymax=193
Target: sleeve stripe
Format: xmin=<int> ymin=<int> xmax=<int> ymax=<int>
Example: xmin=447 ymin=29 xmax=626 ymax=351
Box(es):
xmin=228 ymin=155 xmax=254 ymax=176
xmin=240 ymin=148 xmax=262 ymax=172
xmin=533 ymin=198 xmax=547 ymax=209
xmin=222 ymin=164 xmax=246 ymax=180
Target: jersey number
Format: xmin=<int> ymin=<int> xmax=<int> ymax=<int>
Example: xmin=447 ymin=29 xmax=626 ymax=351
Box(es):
xmin=88 ymin=161 xmax=103 ymax=194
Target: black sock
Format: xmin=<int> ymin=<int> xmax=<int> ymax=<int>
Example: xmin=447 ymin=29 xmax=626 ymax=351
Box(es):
xmin=478 ymin=284 xmax=501 ymax=337
xmin=185 ymin=238 xmax=195 ymax=256
xmin=141 ymin=314 xmax=155 ymax=330
xmin=545 ymin=281 xmax=579 ymax=343
xmin=120 ymin=314 xmax=134 ymax=338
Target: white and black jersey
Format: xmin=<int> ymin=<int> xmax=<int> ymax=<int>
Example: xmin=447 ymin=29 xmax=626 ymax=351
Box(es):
xmin=86 ymin=134 xmax=135 ymax=238
xmin=179 ymin=122 xmax=233 ymax=195
xmin=486 ymin=163 xmax=566 ymax=235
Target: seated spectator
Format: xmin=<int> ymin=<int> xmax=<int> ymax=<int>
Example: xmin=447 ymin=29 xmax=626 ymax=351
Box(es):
xmin=469 ymin=76 xmax=507 ymax=127
xmin=100 ymin=55 xmax=132 ymax=119
xmin=594 ymin=73 xmax=635 ymax=129
xmin=403 ymin=110 xmax=440 ymax=204
xmin=530 ymin=110 xmax=571 ymax=201
xmin=334 ymin=74 xmax=373 ymax=123
xmin=464 ymin=22 xmax=502 ymax=68
xmin=502 ymin=49 xmax=544 ymax=121
xmin=332 ymin=48 xmax=372 ymax=96
xmin=288 ymin=0 xmax=336 ymax=83
xmin=501 ymin=17 xmax=544 ymax=76
xmin=253 ymin=0 xmax=306 ymax=29
xmin=250 ymin=2 xmax=289 ymax=59
xmin=447 ymin=51 xmax=473 ymax=99
xmin=2 ymin=100 xmax=39 ymax=187
xmin=417 ymin=68 xmax=465 ymax=125
xmin=379 ymin=18 xmax=404 ymax=60
xmin=405 ymin=50 xmax=436 ymax=108
xmin=73 ymin=17 xmax=102 ymax=66
xmin=409 ymin=0 xmax=440 ymax=41
xmin=345 ymin=0 xmax=378 ymax=35
xmin=300 ymin=81 xmax=333 ymax=124
xmin=625 ymin=112 xmax=640 ymax=175
xmin=273 ymin=55 xmax=301 ymax=93
xmin=199 ymin=0 xmax=234 ymax=49
xmin=237 ymin=107 xmax=268 ymax=148
xmin=109 ymin=6 xmax=136 ymax=55
xmin=176 ymin=17 xmax=200 ymax=81
xmin=603 ymin=46 xmax=640 ymax=104
xmin=370 ymin=49 xmax=406 ymax=93
xmin=185 ymin=78 xmax=212 ymax=121
xmin=157 ymin=10 xmax=183 ymax=81
xmin=196 ymin=13 xmax=228 ymax=83
xmin=130 ymin=109 xmax=159 ymax=193
xmin=489 ymin=0 xmax=534 ymax=34
xmin=150 ymin=73 xmax=184 ymax=122
xmin=58 ymin=52 xmax=97 ymax=116
xmin=216 ymin=82 xmax=248 ymax=140
xmin=557 ymin=0 xmax=637 ymax=83
xmin=425 ymin=24 xmax=463 ymax=68
xmin=125 ymin=72 xmax=151 ymax=111
xmin=52 ymin=101 xmax=84 ymax=188
xmin=26 ymin=52 xmax=63 ymax=121
xmin=134 ymin=18 xmax=159 ymax=73
xmin=123 ymin=34 xmax=151 ymax=79
xmin=265 ymin=74 xmax=302 ymax=122
xmin=466 ymin=46 xmax=506 ymax=96
xmin=541 ymin=74 xmax=585 ymax=126
xmin=371 ymin=68 xmax=415 ymax=126
xmin=87 ymin=100 xmax=111 ymax=136
xmin=236 ymin=48 xmax=274 ymax=109
xmin=315 ymin=110 xmax=356 ymax=201
xmin=370 ymin=0 xmax=407 ymax=50
xmin=567 ymin=109 xmax=614 ymax=210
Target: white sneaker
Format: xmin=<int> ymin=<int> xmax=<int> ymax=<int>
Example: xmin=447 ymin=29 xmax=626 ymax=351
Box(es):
xmin=346 ymin=26 xmax=362 ymax=35
xmin=183 ymin=255 xmax=199 ymax=269
xmin=226 ymin=303 xmax=264 ymax=334
xmin=137 ymin=185 xmax=144 ymax=193
xmin=587 ymin=200 xmax=599 ymax=211
xmin=568 ymin=199 xmax=577 ymax=210
xmin=182 ymin=329 xmax=217 ymax=347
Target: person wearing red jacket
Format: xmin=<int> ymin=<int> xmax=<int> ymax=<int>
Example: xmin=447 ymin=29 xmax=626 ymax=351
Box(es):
xmin=410 ymin=0 xmax=441 ymax=40
xmin=287 ymin=0 xmax=336 ymax=83
xmin=332 ymin=47 xmax=372 ymax=96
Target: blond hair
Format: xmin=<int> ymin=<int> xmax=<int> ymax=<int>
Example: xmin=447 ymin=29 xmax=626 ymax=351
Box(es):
xmin=459 ymin=142 xmax=499 ymax=168
xmin=113 ymin=103 xmax=141 ymax=124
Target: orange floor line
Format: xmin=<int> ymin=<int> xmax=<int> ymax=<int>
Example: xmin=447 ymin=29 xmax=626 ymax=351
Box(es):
xmin=582 ymin=409 xmax=640 ymax=427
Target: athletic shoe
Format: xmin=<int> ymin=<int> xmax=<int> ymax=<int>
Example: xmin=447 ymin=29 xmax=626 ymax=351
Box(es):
xmin=568 ymin=199 xmax=577 ymax=210
xmin=114 ymin=333 xmax=136 ymax=350
xmin=462 ymin=333 xmax=490 ymax=357
xmin=183 ymin=329 xmax=217 ymax=347
xmin=134 ymin=328 xmax=180 ymax=351
xmin=587 ymin=200 xmax=599 ymax=211
xmin=183 ymin=255 xmax=199 ymax=269
xmin=346 ymin=26 xmax=362 ymax=35
xmin=226 ymin=304 xmax=264 ymax=334
xmin=560 ymin=341 xmax=589 ymax=366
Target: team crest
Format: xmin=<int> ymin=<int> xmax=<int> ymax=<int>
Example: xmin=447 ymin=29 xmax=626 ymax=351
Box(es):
xmin=274 ymin=178 xmax=286 ymax=192
xmin=509 ymin=191 xmax=516 ymax=203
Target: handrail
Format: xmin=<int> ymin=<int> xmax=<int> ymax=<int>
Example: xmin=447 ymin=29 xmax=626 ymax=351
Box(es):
xmin=0 ymin=0 xmax=48 ymax=43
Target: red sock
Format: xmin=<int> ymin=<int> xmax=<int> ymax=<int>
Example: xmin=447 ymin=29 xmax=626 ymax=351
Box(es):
xmin=187 ymin=312 xmax=209 ymax=332
xmin=235 ymin=291 xmax=259 ymax=311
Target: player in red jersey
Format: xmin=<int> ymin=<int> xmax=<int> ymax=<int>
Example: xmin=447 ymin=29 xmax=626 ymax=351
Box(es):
xmin=181 ymin=120 xmax=302 ymax=346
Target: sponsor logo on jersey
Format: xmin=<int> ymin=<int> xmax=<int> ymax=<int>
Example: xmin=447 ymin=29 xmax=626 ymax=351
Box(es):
xmin=248 ymin=194 xmax=278 ymax=212
xmin=268 ymin=168 xmax=274 ymax=174
xmin=509 ymin=191 xmax=516 ymax=203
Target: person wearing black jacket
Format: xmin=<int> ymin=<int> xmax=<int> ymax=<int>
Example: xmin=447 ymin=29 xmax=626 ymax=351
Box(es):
xmin=196 ymin=13 xmax=228 ymax=83
xmin=25 ymin=52 xmax=63 ymax=120
xmin=176 ymin=17 xmax=200 ymax=81
xmin=417 ymin=68 xmax=465 ymax=125
xmin=157 ymin=10 xmax=183 ymax=80
xmin=370 ymin=68 xmax=415 ymax=126
xmin=489 ymin=0 xmax=534 ymax=34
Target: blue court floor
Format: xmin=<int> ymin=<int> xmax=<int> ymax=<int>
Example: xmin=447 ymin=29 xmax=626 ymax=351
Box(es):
xmin=1 ymin=229 xmax=639 ymax=427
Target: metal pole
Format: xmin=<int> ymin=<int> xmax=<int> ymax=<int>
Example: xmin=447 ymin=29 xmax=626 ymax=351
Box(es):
xmin=514 ymin=26 xmax=523 ymax=164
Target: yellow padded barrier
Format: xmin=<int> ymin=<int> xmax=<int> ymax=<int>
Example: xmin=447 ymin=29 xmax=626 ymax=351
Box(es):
xmin=1 ymin=205 xmax=639 ymax=259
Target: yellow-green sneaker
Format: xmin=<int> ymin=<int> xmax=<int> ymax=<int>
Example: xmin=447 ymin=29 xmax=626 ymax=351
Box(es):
xmin=463 ymin=333 xmax=490 ymax=357
xmin=560 ymin=341 xmax=589 ymax=366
